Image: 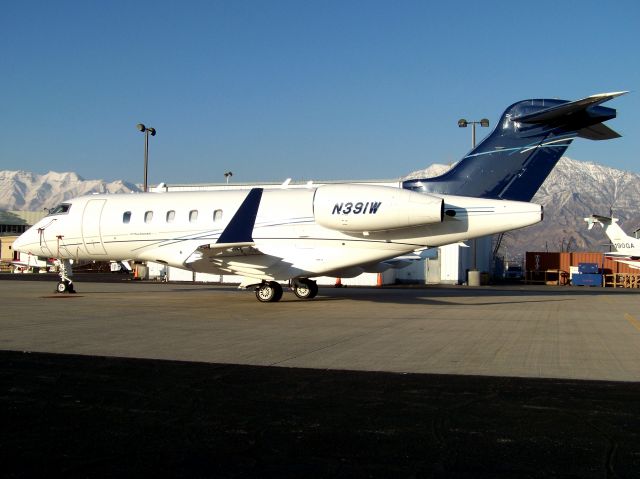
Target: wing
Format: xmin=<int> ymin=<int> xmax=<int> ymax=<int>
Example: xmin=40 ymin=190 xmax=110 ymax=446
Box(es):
xmin=190 ymin=187 xmax=264 ymax=261
xmin=613 ymin=259 xmax=640 ymax=270
xmin=182 ymin=188 xmax=286 ymax=279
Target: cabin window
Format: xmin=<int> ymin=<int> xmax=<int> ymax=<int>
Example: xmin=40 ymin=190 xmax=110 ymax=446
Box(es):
xmin=166 ymin=210 xmax=175 ymax=223
xmin=144 ymin=211 xmax=153 ymax=223
xmin=123 ymin=211 xmax=131 ymax=224
xmin=189 ymin=210 xmax=198 ymax=223
xmin=213 ymin=209 xmax=223 ymax=222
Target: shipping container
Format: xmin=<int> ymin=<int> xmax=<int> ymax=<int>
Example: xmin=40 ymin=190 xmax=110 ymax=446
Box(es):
xmin=526 ymin=252 xmax=637 ymax=276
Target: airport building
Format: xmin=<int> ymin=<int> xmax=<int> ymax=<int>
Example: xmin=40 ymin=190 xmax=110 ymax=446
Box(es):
xmin=0 ymin=210 xmax=48 ymax=270
xmin=0 ymin=210 xmax=45 ymax=236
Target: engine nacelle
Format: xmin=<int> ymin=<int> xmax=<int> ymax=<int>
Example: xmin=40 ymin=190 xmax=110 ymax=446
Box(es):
xmin=313 ymin=184 xmax=443 ymax=233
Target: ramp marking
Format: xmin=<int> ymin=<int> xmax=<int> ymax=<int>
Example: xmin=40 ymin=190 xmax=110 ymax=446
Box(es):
xmin=624 ymin=313 xmax=640 ymax=332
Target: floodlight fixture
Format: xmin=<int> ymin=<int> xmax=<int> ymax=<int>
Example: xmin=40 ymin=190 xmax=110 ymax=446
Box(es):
xmin=457 ymin=118 xmax=489 ymax=148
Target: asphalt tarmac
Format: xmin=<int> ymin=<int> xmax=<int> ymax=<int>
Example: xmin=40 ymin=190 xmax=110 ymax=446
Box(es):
xmin=2 ymin=275 xmax=640 ymax=477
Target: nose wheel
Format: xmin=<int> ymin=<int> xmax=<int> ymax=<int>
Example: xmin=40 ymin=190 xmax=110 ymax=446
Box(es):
xmin=56 ymin=280 xmax=75 ymax=294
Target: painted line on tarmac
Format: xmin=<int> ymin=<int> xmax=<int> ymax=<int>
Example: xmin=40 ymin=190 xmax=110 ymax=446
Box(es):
xmin=624 ymin=313 xmax=640 ymax=332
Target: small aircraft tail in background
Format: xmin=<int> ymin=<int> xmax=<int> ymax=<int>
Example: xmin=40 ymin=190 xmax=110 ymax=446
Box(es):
xmin=404 ymin=91 xmax=627 ymax=201
xmin=586 ymin=215 xmax=640 ymax=269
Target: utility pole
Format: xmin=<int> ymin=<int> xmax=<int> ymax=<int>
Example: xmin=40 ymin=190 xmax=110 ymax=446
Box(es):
xmin=458 ymin=118 xmax=489 ymax=271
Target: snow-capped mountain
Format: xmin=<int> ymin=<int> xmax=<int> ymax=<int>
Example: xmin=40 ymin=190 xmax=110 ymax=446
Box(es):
xmin=404 ymin=157 xmax=640 ymax=257
xmin=0 ymin=171 xmax=140 ymax=211
xmin=515 ymin=157 xmax=640 ymax=257
xmin=403 ymin=163 xmax=452 ymax=179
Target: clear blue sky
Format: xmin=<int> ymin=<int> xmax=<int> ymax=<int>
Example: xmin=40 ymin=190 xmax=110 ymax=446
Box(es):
xmin=1 ymin=0 xmax=638 ymax=185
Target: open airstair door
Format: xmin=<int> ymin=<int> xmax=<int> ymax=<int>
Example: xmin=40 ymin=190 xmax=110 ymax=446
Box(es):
xmin=82 ymin=199 xmax=108 ymax=255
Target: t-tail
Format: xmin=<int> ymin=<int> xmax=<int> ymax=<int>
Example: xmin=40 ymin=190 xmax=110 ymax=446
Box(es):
xmin=585 ymin=215 xmax=640 ymax=256
xmin=403 ymin=91 xmax=627 ymax=201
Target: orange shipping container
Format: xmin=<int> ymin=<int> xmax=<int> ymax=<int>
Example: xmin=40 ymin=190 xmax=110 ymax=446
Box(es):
xmin=526 ymin=252 xmax=637 ymax=275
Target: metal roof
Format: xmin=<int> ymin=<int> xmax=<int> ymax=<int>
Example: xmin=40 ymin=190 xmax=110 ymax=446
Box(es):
xmin=0 ymin=210 xmax=47 ymax=226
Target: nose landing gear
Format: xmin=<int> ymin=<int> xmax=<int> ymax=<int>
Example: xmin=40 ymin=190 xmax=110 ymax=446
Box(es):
xmin=55 ymin=259 xmax=76 ymax=294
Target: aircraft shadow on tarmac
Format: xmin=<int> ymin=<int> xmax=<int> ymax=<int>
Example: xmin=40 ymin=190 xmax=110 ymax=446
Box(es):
xmin=253 ymin=284 xmax=637 ymax=306
xmin=154 ymin=282 xmax=639 ymax=307
xmin=150 ymin=284 xmax=576 ymax=306
xmin=3 ymin=349 xmax=640 ymax=478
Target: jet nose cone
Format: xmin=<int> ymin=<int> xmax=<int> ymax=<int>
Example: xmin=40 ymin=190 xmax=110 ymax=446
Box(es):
xmin=12 ymin=230 xmax=33 ymax=253
xmin=12 ymin=235 xmax=25 ymax=253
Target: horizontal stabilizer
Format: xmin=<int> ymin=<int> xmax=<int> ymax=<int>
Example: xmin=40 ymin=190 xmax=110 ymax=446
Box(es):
xmin=584 ymin=215 xmax=614 ymax=230
xmin=587 ymin=214 xmax=613 ymax=222
xmin=513 ymin=91 xmax=628 ymax=124
xmin=577 ymin=123 xmax=621 ymax=140
xmin=604 ymin=252 xmax=640 ymax=259
xmin=216 ymin=188 xmax=263 ymax=244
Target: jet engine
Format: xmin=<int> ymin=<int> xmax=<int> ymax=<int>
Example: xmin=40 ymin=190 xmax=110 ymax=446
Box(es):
xmin=313 ymin=184 xmax=444 ymax=233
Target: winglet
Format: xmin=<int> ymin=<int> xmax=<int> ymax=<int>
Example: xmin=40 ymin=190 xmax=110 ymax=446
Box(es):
xmin=216 ymin=188 xmax=263 ymax=244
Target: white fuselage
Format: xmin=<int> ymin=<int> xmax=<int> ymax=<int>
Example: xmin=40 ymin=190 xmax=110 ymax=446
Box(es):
xmin=13 ymin=186 xmax=542 ymax=281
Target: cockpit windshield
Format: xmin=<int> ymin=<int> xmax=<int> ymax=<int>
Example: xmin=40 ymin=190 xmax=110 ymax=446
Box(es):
xmin=47 ymin=203 xmax=72 ymax=215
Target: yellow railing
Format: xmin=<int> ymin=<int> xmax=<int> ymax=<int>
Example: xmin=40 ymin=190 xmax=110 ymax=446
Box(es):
xmin=603 ymin=273 xmax=640 ymax=288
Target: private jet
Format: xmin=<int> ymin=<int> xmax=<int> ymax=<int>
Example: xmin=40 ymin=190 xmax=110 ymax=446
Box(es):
xmin=13 ymin=92 xmax=626 ymax=301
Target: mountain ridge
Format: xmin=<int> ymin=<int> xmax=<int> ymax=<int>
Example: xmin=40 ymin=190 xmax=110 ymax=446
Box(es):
xmin=0 ymin=170 xmax=140 ymax=211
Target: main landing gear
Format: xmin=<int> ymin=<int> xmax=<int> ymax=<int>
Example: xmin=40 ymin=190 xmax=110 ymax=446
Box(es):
xmin=255 ymin=281 xmax=283 ymax=303
xmin=292 ymin=279 xmax=319 ymax=300
xmin=254 ymin=279 xmax=318 ymax=302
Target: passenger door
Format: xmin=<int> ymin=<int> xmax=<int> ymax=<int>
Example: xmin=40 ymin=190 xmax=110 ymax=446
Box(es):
xmin=82 ymin=200 xmax=108 ymax=255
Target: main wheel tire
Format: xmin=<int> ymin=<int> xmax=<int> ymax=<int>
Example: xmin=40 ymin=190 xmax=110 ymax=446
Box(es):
xmin=255 ymin=281 xmax=283 ymax=302
xmin=56 ymin=281 xmax=68 ymax=293
xmin=307 ymin=280 xmax=318 ymax=299
xmin=293 ymin=280 xmax=318 ymax=299
xmin=293 ymin=282 xmax=312 ymax=299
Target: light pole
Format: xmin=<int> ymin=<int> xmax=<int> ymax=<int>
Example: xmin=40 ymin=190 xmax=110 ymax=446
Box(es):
xmin=458 ymin=117 xmax=489 ymax=273
xmin=224 ymin=171 xmax=233 ymax=184
xmin=458 ymin=118 xmax=489 ymax=148
xmin=137 ymin=123 xmax=156 ymax=192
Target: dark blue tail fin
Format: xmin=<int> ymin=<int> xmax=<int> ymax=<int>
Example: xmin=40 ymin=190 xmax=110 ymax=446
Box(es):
xmin=403 ymin=91 xmax=627 ymax=201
